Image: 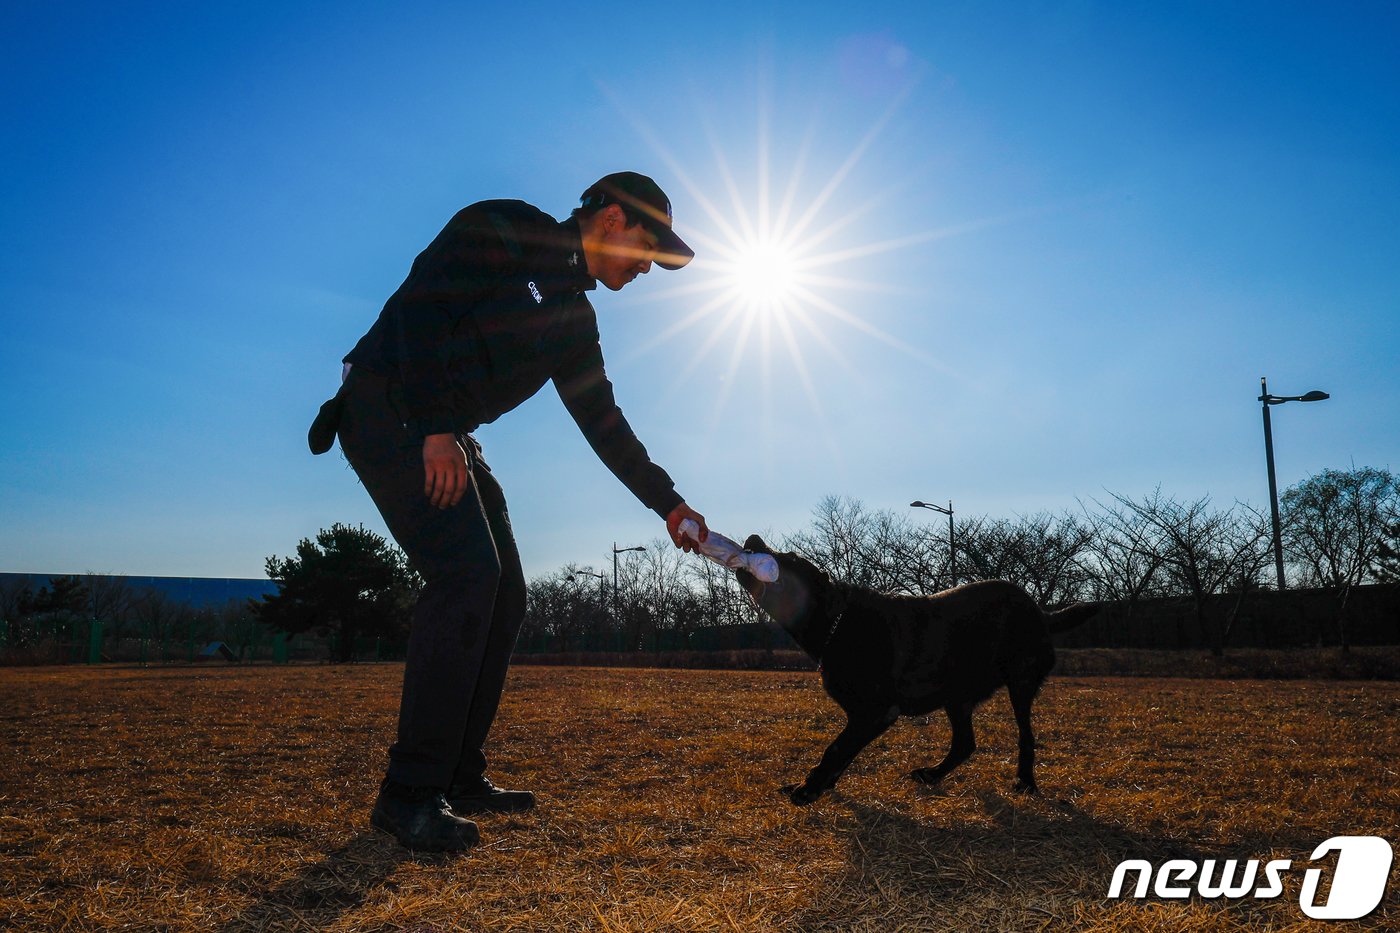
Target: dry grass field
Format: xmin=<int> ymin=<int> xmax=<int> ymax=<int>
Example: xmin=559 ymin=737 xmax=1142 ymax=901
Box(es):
xmin=1 ymin=663 xmax=1396 ymax=932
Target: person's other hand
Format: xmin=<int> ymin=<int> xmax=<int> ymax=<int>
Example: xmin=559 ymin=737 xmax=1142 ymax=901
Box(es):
xmin=423 ymin=433 xmax=470 ymax=509
xmin=666 ymin=503 xmax=709 ymax=553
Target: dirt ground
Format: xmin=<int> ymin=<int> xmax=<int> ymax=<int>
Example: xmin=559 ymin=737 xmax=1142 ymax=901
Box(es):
xmin=1 ymin=664 xmax=1396 ymax=931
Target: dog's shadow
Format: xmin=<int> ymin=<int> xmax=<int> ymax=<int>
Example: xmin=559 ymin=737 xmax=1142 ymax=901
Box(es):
xmin=214 ymin=831 xmax=433 ymax=932
xmin=788 ymin=786 xmax=1322 ymax=928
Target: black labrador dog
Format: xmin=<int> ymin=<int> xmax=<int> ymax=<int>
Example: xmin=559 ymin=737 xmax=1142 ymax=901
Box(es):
xmin=735 ymin=535 xmax=1099 ymax=805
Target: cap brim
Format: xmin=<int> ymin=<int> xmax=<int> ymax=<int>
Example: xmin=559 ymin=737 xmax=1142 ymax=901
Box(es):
xmin=652 ymin=226 xmax=694 ymax=270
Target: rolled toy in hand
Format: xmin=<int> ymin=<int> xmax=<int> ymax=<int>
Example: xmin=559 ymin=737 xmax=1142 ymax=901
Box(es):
xmin=678 ymin=519 xmax=780 ymax=582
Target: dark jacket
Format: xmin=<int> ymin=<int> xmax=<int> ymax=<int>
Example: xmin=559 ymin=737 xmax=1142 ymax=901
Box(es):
xmin=343 ymin=199 xmax=683 ymax=518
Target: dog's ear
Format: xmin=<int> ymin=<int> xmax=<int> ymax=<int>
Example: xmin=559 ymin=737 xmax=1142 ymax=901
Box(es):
xmin=743 ymin=534 xmax=769 ymax=553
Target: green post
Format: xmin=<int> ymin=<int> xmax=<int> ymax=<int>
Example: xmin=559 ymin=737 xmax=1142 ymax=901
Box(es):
xmin=87 ymin=618 xmax=104 ymax=664
xmin=188 ymin=618 xmax=197 ymax=663
xmin=375 ymin=637 xmax=382 ymax=662
xmin=273 ymin=631 xmax=288 ymax=664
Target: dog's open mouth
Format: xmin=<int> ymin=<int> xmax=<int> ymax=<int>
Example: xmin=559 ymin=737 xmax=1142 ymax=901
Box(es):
xmin=734 ymin=537 xmax=768 ymax=591
xmin=735 ymin=534 xmax=784 ymax=604
xmin=734 ymin=565 xmax=766 ymax=602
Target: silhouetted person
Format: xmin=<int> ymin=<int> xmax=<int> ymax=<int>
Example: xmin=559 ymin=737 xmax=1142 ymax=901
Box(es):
xmin=309 ymin=172 xmax=708 ymax=852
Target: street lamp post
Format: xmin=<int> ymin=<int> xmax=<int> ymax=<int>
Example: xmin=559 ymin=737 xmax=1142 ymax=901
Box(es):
xmin=910 ymin=500 xmax=956 ymax=589
xmin=1258 ymin=376 xmax=1329 ymax=591
xmin=568 ymin=569 xmax=605 ymax=609
xmin=567 ymin=568 xmax=606 ymax=649
xmin=612 ymin=542 xmax=646 ymax=620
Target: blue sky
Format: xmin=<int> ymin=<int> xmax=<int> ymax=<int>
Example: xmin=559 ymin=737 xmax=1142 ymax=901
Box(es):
xmin=2 ymin=1 xmax=1397 ymax=579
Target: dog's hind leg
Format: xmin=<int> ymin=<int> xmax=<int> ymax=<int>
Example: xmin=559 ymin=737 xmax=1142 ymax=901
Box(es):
xmin=909 ymin=701 xmax=976 ymax=786
xmin=1007 ymin=679 xmax=1044 ymax=794
xmin=785 ymin=706 xmax=899 ymax=805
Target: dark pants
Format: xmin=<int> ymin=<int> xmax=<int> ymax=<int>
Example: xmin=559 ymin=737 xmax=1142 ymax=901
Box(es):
xmin=336 ymin=368 xmax=526 ymax=790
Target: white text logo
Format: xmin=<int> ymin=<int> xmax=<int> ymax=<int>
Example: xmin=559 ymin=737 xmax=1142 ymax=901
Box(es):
xmin=527 ymin=281 xmax=543 ymax=304
xmin=1107 ymin=836 xmax=1392 ymax=920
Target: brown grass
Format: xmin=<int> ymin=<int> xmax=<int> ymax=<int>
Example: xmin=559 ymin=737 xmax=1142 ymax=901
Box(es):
xmin=1 ymin=664 xmax=1396 ymax=931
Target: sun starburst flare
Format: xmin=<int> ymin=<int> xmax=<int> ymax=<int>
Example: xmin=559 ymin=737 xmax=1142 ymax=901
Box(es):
xmin=726 ymin=236 xmax=798 ymax=312
xmin=597 ymin=70 xmax=965 ymax=457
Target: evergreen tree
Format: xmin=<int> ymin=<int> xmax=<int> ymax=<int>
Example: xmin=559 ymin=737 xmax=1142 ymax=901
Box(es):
xmin=252 ymin=524 xmax=420 ymax=662
xmin=35 ymin=575 xmax=91 ymax=621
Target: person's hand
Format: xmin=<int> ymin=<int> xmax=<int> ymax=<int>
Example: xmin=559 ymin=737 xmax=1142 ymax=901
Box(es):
xmin=666 ymin=503 xmax=709 ymax=553
xmin=423 ymin=433 xmax=470 ymax=509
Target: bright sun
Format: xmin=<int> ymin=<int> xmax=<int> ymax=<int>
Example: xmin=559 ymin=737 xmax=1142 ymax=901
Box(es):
xmin=608 ymin=77 xmax=945 ymax=432
xmin=727 ymin=238 xmax=800 ymax=312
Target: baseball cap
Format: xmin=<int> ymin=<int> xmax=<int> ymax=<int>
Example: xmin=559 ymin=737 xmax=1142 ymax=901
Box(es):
xmin=579 ymin=172 xmax=694 ymax=270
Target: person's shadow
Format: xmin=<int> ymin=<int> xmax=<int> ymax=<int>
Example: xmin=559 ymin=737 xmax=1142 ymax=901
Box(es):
xmin=215 ymin=831 xmax=427 ymax=931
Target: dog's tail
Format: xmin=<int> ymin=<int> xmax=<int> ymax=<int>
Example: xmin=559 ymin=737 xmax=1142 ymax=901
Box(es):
xmin=1044 ymin=602 xmax=1101 ymax=634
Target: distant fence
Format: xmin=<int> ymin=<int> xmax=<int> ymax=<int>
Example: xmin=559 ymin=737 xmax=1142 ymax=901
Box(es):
xmin=5 ymin=583 xmax=1396 ymax=667
xmin=1054 ymin=583 xmax=1400 ymax=650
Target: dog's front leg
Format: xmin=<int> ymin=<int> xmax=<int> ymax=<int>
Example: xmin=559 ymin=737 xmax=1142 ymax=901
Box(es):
xmin=785 ymin=707 xmax=899 ymax=805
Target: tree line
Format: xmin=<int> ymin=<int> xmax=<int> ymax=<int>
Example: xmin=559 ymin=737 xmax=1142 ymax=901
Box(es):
xmin=0 ymin=573 xmax=261 ymax=663
xmin=516 ymin=466 xmax=1400 ymax=653
xmin=5 ymin=466 xmax=1397 ymax=663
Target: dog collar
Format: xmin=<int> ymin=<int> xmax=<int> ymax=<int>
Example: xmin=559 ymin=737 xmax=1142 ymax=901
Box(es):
xmin=816 ymin=608 xmax=846 ymax=666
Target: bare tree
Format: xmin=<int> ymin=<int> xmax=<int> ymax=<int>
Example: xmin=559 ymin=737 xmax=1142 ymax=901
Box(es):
xmin=1016 ymin=512 xmax=1095 ymax=606
xmin=887 ymin=514 xmax=948 ymax=596
xmin=130 ymin=587 xmax=180 ymax=659
xmin=84 ymin=573 xmax=135 ymax=641
xmin=957 ymin=512 xmax=1094 ymax=606
xmin=1282 ymin=467 xmax=1398 ymax=586
xmin=863 ymin=508 xmax=929 ymax=595
xmin=788 ymin=495 xmax=927 ymax=594
xmin=211 ymin=598 xmax=258 ymax=659
xmin=1378 ymin=517 xmax=1400 ymax=584
xmin=787 ymin=495 xmax=873 ymax=584
xmin=1105 ymin=490 xmax=1271 ymax=655
xmin=611 ymin=548 xmax=652 ymax=651
xmin=0 ymin=576 xmax=37 ymax=649
xmin=1083 ymin=496 xmax=1170 ymax=634
xmin=1282 ymin=466 xmax=1400 ymax=649
xmin=568 ymin=565 xmax=611 ymax=647
xmin=634 ymin=538 xmax=690 ymax=650
xmin=686 ymin=557 xmax=760 ymax=634
xmin=523 ymin=566 xmax=604 ymax=652
xmin=954 ymin=516 xmax=1023 ymax=584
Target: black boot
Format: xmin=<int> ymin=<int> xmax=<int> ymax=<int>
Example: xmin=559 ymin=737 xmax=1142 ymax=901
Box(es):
xmin=371 ymin=779 xmax=480 ymax=852
xmin=447 ymin=776 xmax=536 ymax=814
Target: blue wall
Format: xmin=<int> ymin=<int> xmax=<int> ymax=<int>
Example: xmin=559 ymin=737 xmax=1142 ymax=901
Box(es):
xmin=0 ymin=572 xmax=276 ymax=608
